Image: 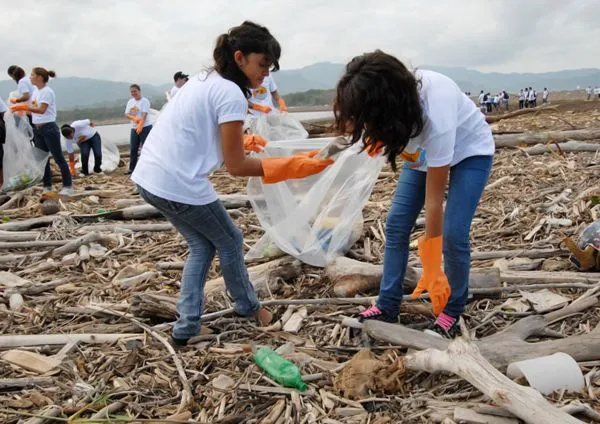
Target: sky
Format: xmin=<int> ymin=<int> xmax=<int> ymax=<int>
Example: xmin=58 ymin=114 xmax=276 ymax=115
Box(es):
xmin=0 ymin=0 xmax=598 ymax=85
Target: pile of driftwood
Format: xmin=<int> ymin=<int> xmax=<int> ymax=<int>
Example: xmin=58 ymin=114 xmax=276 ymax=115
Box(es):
xmin=0 ymin=105 xmax=600 ymax=423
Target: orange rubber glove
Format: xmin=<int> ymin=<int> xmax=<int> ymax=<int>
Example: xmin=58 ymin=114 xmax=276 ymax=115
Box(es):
xmin=69 ymin=157 xmax=77 ymax=176
xmin=251 ymin=103 xmax=272 ymax=114
xmin=135 ymin=121 xmax=144 ymax=135
xmin=10 ymin=103 xmax=30 ymax=113
xmin=365 ymin=141 xmax=384 ymax=157
xmin=126 ymin=114 xmax=140 ymax=123
xmin=411 ymin=236 xmax=451 ymax=316
xmin=261 ymin=151 xmax=334 ymax=184
xmin=243 ymin=134 xmax=267 ymax=153
xmin=278 ymin=97 xmax=288 ymax=112
xmin=400 ymin=150 xmax=421 ymax=162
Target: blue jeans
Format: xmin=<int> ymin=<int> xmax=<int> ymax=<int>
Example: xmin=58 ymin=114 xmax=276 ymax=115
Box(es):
xmin=80 ymin=133 xmax=103 ymax=175
xmin=377 ymin=155 xmax=493 ymax=318
xmin=33 ymin=122 xmax=72 ymax=188
xmin=138 ymin=186 xmax=260 ymax=339
xmin=129 ymin=125 xmax=152 ymax=172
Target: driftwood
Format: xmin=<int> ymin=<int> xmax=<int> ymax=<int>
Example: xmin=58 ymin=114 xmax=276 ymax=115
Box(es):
xmin=327 ymin=257 xmax=500 ymax=297
xmin=0 ymin=216 xmax=60 ymax=232
xmin=205 ymin=256 xmax=302 ymax=297
xmin=0 ymin=377 xmax=53 ymax=390
xmin=78 ymin=223 xmax=174 ymax=233
xmin=0 ymin=192 xmax=25 ymax=211
xmin=471 ymin=248 xmax=568 ymax=261
xmin=365 ymin=294 xmax=600 ymax=369
xmin=522 ymin=140 xmax=600 ymax=155
xmin=0 ymin=240 xmax=67 ymax=250
xmin=402 ymin=337 xmax=583 ymax=424
xmin=485 ymin=105 xmax=557 ymax=124
xmin=494 ymin=127 xmax=600 ymax=148
xmin=0 ymin=333 xmax=142 ymax=348
xmin=326 ymin=257 xmax=599 ymax=297
xmin=0 ymin=230 xmax=40 ymax=242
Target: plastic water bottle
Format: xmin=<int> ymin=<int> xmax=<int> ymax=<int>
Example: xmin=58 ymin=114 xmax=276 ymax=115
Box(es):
xmin=254 ymin=347 xmax=308 ymax=391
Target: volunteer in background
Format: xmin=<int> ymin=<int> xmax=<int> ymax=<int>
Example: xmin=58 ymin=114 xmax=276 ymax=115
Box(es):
xmin=10 ymin=68 xmax=73 ymax=195
xmin=248 ymin=74 xmax=288 ymax=115
xmin=333 ymin=50 xmax=494 ymax=338
xmin=124 ymin=84 xmax=152 ymax=174
xmin=7 ymin=65 xmax=36 ymax=128
xmin=542 ymin=88 xmax=549 ymax=104
xmin=61 ymin=119 xmax=102 ymax=176
xmin=132 ymin=21 xmax=333 ymax=346
xmin=166 ymin=71 xmax=189 ymax=101
xmin=518 ymin=89 xmax=525 ymax=109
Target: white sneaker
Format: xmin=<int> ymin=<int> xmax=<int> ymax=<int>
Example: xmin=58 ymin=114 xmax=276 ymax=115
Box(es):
xmin=59 ymin=187 xmax=74 ymax=196
xmin=42 ymin=186 xmax=53 ymax=193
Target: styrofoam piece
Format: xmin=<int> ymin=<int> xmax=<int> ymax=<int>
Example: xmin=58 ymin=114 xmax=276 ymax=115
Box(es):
xmin=507 ymin=352 xmax=584 ymax=395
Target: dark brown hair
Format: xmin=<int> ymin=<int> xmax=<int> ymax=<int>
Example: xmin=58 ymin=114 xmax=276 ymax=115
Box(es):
xmin=130 ymin=84 xmax=141 ymax=91
xmin=213 ymin=21 xmax=281 ymax=97
xmin=333 ymin=50 xmax=424 ymax=171
xmin=32 ymin=67 xmax=56 ymax=83
xmin=8 ymin=66 xmax=25 ymax=82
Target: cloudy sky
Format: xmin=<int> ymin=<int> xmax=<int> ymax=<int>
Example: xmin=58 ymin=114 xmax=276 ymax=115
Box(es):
xmin=1 ymin=0 xmax=598 ymax=85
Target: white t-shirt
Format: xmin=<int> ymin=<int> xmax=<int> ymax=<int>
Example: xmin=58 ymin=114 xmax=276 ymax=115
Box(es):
xmin=17 ymin=77 xmax=35 ymax=105
xmin=477 ymin=92 xmax=485 ymax=104
xmin=528 ymin=90 xmax=536 ymax=101
xmin=71 ymin=119 xmax=97 ymax=142
xmin=519 ymin=91 xmax=525 ymax=100
xmin=248 ymin=75 xmax=278 ymax=116
xmin=586 ymin=87 xmax=592 ymax=94
xmin=0 ymin=98 xmax=7 ymax=113
xmin=31 ymin=86 xmax=57 ymax=125
xmin=132 ymin=71 xmax=247 ymax=205
xmin=169 ymin=85 xmax=179 ymax=98
xmin=125 ymin=97 xmax=152 ymax=128
xmin=402 ymin=70 xmax=494 ymax=172
xmin=543 ymin=90 xmax=549 ymax=99
xmin=595 ymin=88 xmax=600 ymax=95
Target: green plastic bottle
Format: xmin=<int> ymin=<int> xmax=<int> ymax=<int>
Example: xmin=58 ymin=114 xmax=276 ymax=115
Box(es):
xmin=254 ymin=347 xmax=308 ymax=391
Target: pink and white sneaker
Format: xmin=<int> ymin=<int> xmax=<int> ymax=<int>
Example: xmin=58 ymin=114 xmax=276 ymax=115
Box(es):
xmin=357 ymin=305 xmax=397 ymax=323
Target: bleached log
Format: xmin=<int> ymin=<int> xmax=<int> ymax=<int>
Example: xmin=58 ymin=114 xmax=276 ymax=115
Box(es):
xmin=205 ymin=256 xmax=303 ymax=297
xmin=0 ymin=215 xmax=60 ymax=231
xmin=365 ymin=295 xmax=600 ymax=369
xmin=0 ymin=230 xmax=40 ymax=242
xmin=494 ymin=127 xmax=600 ymax=148
xmin=0 ymin=240 xmax=68 ymax=250
xmin=0 ymin=377 xmax=53 ymax=390
xmin=78 ymin=223 xmax=174 ymax=233
xmin=485 ymin=105 xmax=557 ymax=124
xmin=523 ymin=140 xmax=600 ymax=155
xmin=327 ymin=257 xmax=500 ymax=297
xmin=404 ymin=339 xmax=583 ymax=424
xmin=0 ymin=333 xmax=142 ymax=348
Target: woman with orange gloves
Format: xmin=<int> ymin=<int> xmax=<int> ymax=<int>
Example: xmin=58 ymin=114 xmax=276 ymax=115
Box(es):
xmin=124 ymin=84 xmax=152 ymax=174
xmin=248 ymin=74 xmax=287 ymax=115
xmin=131 ymin=21 xmax=333 ymax=346
xmin=333 ymin=51 xmax=494 ymax=338
xmin=11 ymin=68 xmax=73 ymax=195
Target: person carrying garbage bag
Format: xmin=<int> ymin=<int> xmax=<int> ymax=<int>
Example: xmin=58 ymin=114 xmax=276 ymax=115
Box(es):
xmin=11 ymin=67 xmax=73 ymax=195
xmin=131 ymin=21 xmax=333 ymax=347
xmin=333 ymin=51 xmax=494 ymax=338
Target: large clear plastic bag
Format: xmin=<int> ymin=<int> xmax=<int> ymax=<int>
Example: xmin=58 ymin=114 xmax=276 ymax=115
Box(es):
xmin=246 ymin=137 xmax=385 ymax=267
xmin=76 ymin=135 xmax=121 ymax=173
xmin=2 ymin=110 xmax=50 ymax=192
xmin=245 ymin=112 xmax=308 ymax=141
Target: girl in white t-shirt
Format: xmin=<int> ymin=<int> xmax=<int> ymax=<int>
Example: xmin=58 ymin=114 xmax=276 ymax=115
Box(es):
xmin=131 ymin=21 xmax=333 ymax=346
xmin=248 ymin=74 xmax=287 ymax=115
xmin=334 ymin=51 xmax=494 ymax=338
xmin=10 ymin=68 xmax=72 ymax=195
xmin=124 ymin=84 xmax=152 ymax=174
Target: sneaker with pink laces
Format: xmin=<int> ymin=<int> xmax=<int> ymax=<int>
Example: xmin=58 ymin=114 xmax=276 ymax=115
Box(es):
xmin=357 ymin=305 xmax=397 ymax=323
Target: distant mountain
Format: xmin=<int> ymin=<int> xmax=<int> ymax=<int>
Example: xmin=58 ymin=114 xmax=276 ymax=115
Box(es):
xmin=2 ymin=63 xmax=598 ymax=109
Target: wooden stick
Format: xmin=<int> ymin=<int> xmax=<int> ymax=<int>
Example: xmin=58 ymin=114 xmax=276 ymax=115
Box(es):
xmin=78 ymin=223 xmax=174 ymax=233
xmin=0 ymin=240 xmax=68 ymax=250
xmin=494 ymin=127 xmax=600 ymax=148
xmin=0 ymin=377 xmax=53 ymax=390
xmin=0 ymin=230 xmax=40 ymax=242
xmin=485 ymin=105 xmax=558 ymax=123
xmin=522 ymin=140 xmax=600 ymax=155
xmin=0 ymin=333 xmax=142 ymax=348
xmin=0 ymin=192 xmax=25 ymax=211
xmin=22 ymin=406 xmax=62 ymax=424
xmin=0 ymin=216 xmax=60 ymax=232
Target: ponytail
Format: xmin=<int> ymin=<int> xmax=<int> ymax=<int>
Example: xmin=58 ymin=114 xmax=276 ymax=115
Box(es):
xmin=213 ymin=21 xmax=281 ymax=97
xmin=32 ymin=67 xmax=56 ymax=83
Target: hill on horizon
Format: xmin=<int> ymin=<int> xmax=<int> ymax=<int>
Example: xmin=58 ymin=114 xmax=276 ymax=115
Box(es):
xmin=2 ymin=63 xmax=599 ymax=109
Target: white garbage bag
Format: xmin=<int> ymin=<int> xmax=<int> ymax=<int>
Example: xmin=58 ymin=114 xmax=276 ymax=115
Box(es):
xmin=76 ymin=135 xmax=121 ymax=173
xmin=245 ymin=112 xmax=308 ymax=141
xmin=2 ymin=110 xmax=50 ymax=192
xmin=246 ymin=137 xmax=385 ymax=267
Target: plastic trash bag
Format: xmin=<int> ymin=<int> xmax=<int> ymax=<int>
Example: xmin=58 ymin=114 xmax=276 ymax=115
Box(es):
xmin=246 ymin=137 xmax=385 ymax=267
xmin=245 ymin=112 xmax=308 ymax=141
xmin=2 ymin=110 xmax=50 ymax=192
xmin=75 ymin=135 xmax=121 ymax=173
